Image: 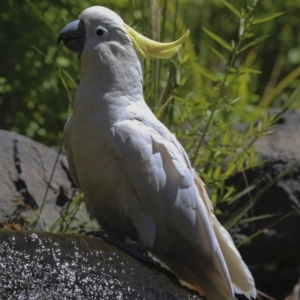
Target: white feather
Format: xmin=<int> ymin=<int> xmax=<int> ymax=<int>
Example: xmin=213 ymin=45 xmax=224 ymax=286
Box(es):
xmin=62 ymin=6 xmax=256 ymax=299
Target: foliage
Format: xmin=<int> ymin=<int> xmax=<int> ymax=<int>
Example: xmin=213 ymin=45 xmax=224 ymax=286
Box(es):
xmin=1 ymin=0 xmax=299 ymax=233
xmin=1 ymin=0 xmax=299 ymax=145
xmin=127 ymin=0 xmax=280 ymax=227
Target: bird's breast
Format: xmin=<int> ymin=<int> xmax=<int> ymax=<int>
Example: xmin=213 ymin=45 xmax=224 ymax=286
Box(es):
xmin=70 ymin=116 xmax=124 ymax=211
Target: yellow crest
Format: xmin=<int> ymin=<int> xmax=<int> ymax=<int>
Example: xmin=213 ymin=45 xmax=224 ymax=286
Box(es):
xmin=124 ymin=24 xmax=189 ymax=59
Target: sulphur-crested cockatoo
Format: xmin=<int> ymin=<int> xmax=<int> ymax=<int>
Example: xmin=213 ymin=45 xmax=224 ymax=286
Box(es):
xmin=57 ymin=6 xmax=256 ymax=300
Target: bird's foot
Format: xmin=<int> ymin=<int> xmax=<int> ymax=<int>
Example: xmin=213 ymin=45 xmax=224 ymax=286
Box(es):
xmin=115 ymin=240 xmax=161 ymax=267
xmin=86 ymin=230 xmax=161 ymax=268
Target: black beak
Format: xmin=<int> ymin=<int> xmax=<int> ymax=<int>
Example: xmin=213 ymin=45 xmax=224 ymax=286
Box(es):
xmin=57 ymin=20 xmax=86 ymax=54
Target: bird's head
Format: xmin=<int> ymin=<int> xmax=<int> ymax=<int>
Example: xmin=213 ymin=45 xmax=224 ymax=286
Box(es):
xmin=57 ymin=6 xmax=189 ymax=63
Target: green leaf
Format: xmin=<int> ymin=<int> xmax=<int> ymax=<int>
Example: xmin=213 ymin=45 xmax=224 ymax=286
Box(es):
xmin=223 ymin=199 xmax=253 ymax=229
xmin=244 ymin=32 xmax=254 ymax=38
xmin=210 ymin=47 xmax=227 ymax=62
xmin=213 ymin=165 xmax=221 ymax=179
xmin=260 ymin=65 xmax=300 ymax=107
xmin=195 ymin=64 xmax=219 ymax=82
xmin=221 ymin=0 xmax=241 ymax=18
xmin=202 ymin=27 xmax=233 ymax=51
xmin=227 ymin=185 xmax=256 ymax=204
xmin=229 ymin=67 xmax=237 ymax=73
xmin=58 ymin=69 xmax=72 ymax=105
xmin=239 ymin=35 xmax=269 ymax=53
xmin=173 ymin=96 xmax=194 ymax=106
xmin=238 ymin=66 xmax=261 ymax=74
xmin=239 ymin=213 xmax=279 ymax=224
xmin=253 ymin=12 xmax=284 ymax=24
xmin=222 ymin=186 xmax=235 ymax=200
xmin=283 ymin=82 xmax=300 ymax=109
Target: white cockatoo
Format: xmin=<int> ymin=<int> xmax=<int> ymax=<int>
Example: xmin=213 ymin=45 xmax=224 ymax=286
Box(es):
xmin=57 ymin=6 xmax=256 ymax=300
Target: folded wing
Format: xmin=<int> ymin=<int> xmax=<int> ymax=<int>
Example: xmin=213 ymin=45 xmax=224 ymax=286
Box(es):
xmin=112 ymin=119 xmax=236 ymax=299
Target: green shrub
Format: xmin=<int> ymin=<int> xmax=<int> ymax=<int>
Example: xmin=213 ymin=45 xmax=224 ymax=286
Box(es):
xmin=2 ymin=0 xmax=297 ymax=234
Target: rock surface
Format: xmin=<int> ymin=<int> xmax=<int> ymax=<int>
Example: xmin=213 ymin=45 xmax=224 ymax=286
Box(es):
xmin=0 ymin=129 xmax=91 ymax=230
xmin=1 ymin=110 xmax=300 ymax=299
xmin=226 ymin=110 xmax=300 ymax=299
xmin=0 ymin=229 xmax=201 ymax=300
xmin=255 ymin=110 xmax=300 ymax=161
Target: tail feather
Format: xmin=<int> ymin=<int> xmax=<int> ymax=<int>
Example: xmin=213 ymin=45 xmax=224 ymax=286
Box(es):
xmin=196 ymin=276 xmax=233 ymax=300
xmin=164 ymin=248 xmax=235 ymax=300
xmin=194 ymin=172 xmax=256 ymax=299
xmin=156 ymin=224 xmax=235 ymax=299
xmin=212 ymin=215 xmax=257 ymax=299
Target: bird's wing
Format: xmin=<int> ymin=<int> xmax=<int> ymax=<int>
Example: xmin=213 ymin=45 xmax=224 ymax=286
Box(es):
xmin=112 ymin=118 xmax=234 ymax=299
xmin=64 ymin=116 xmax=80 ymax=188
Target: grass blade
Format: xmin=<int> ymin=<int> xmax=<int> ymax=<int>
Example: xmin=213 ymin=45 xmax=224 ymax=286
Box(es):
xmin=253 ymin=12 xmax=284 ymax=24
xmin=202 ymin=27 xmax=233 ymax=51
xmin=210 ymin=46 xmax=227 ymax=62
xmin=221 ymin=0 xmax=241 ymax=18
xmin=239 ymin=35 xmax=269 ymax=53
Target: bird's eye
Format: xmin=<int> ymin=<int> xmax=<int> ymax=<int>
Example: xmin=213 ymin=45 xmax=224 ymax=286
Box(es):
xmin=93 ymin=26 xmax=109 ymax=39
xmin=96 ymin=28 xmax=104 ymax=36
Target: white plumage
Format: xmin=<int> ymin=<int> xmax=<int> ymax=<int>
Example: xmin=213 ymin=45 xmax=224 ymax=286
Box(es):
xmin=59 ymin=6 xmax=256 ymax=299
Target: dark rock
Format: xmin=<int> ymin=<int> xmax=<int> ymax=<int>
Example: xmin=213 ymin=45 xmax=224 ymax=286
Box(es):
xmin=0 ymin=229 xmax=202 ymax=300
xmin=225 ymin=110 xmax=300 ymax=299
xmin=2 ymin=108 xmax=300 ymax=299
xmin=256 ymin=110 xmax=300 ymax=161
xmin=0 ymin=130 xmax=90 ymax=230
